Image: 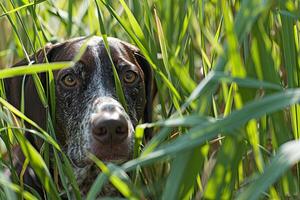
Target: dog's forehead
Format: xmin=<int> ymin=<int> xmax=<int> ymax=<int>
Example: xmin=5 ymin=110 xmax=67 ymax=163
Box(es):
xmin=63 ymin=37 xmax=138 ymax=69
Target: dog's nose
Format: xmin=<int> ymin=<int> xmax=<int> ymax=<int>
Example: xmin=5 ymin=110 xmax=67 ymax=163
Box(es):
xmin=91 ymin=111 xmax=128 ymax=144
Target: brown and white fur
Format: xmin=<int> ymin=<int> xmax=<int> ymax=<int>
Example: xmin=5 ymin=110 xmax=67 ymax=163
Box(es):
xmin=4 ymin=36 xmax=154 ymax=197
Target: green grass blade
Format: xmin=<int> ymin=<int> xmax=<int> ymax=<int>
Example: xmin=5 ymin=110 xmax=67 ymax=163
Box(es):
xmin=12 ymin=129 xmax=61 ymax=199
xmin=86 ymin=173 xmax=108 ymax=200
xmin=154 ymin=9 xmax=171 ymax=80
xmin=0 ymin=98 xmax=60 ymax=150
xmin=162 ymin=149 xmax=202 ymax=200
xmin=123 ymin=89 xmax=300 ymax=171
xmin=0 ymin=0 xmax=46 ymax=18
xmin=237 ymin=140 xmax=300 ymax=200
xmin=118 ymin=0 xmax=145 ymax=44
xmin=95 ymin=0 xmax=128 ymax=112
xmin=98 ymin=0 xmax=181 ymax=101
xmin=0 ymin=62 xmax=73 ymax=79
xmin=0 ymin=172 xmax=38 ymax=200
xmin=89 ymin=154 xmax=139 ymax=199
xmin=204 ymin=136 xmax=244 ymax=199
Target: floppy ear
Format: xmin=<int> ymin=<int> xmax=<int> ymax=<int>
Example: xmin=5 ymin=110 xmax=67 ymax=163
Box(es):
xmin=4 ymin=43 xmax=62 ymax=148
xmin=119 ymin=40 xmax=156 ymax=139
xmin=134 ymin=53 xmax=154 ymax=122
xmin=133 ymin=52 xmax=156 ymax=140
xmin=4 ymin=44 xmax=53 ymax=107
xmin=3 ymin=44 xmax=65 ymax=194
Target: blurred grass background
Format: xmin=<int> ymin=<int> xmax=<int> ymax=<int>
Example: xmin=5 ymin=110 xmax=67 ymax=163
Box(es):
xmin=1 ymin=0 xmax=300 ymax=199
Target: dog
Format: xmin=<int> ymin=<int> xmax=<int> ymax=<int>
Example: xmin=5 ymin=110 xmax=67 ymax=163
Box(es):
xmin=3 ymin=36 xmax=154 ymax=197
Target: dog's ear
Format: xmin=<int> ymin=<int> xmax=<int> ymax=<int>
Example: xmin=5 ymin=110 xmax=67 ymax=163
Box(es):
xmin=119 ymin=41 xmax=156 ymax=124
xmin=133 ymin=52 xmax=156 ymax=140
xmin=4 ymin=43 xmax=63 ymax=148
xmin=120 ymin=40 xmax=156 ymax=139
xmin=134 ymin=53 xmax=154 ymax=122
xmin=11 ymin=43 xmax=59 ymax=67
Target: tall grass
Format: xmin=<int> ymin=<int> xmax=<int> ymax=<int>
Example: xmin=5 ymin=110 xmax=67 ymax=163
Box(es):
xmin=0 ymin=0 xmax=300 ymax=199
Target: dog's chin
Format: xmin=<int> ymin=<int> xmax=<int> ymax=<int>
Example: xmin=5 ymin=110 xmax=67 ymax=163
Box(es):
xmin=66 ymin=127 xmax=134 ymax=196
xmin=67 ymin=135 xmax=134 ymax=168
xmin=72 ymin=157 xmax=128 ymax=197
xmin=69 ymin=154 xmax=129 ymax=168
xmin=68 ymin=145 xmax=132 ymax=195
xmin=73 ymin=164 xmax=117 ymax=197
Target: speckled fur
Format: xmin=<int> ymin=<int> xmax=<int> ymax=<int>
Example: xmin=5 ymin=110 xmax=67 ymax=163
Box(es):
xmin=52 ymin=37 xmax=146 ymax=197
xmin=6 ymin=36 xmax=150 ymax=198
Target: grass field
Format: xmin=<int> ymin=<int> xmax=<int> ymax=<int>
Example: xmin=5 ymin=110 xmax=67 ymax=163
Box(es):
xmin=1 ymin=0 xmax=300 ymax=199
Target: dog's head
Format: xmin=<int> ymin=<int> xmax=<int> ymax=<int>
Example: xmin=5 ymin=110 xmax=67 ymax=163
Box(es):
xmin=5 ymin=36 xmax=154 ymax=194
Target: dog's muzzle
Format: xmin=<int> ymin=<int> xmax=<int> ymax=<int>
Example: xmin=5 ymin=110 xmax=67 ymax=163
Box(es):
xmin=91 ymin=99 xmax=129 ymax=144
xmin=89 ymin=97 xmax=134 ymax=162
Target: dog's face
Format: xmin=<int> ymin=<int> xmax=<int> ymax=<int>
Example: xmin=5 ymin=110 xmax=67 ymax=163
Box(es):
xmin=5 ymin=36 xmax=153 ymax=195
xmin=52 ymin=37 xmax=146 ymax=162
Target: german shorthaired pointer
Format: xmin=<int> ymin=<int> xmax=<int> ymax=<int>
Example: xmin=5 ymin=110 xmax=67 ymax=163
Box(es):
xmin=4 ymin=36 xmax=154 ymax=196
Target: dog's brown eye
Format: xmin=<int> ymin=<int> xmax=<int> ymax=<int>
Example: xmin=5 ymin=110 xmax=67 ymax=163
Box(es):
xmin=62 ymin=74 xmax=77 ymax=87
xmin=123 ymin=70 xmax=137 ymax=84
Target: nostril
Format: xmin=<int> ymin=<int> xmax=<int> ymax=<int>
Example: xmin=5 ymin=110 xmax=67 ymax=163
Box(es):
xmin=116 ymin=126 xmax=127 ymax=135
xmin=96 ymin=126 xmax=107 ymax=136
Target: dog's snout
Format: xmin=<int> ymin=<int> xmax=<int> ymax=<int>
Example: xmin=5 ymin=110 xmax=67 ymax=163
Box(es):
xmin=91 ymin=110 xmax=128 ymax=144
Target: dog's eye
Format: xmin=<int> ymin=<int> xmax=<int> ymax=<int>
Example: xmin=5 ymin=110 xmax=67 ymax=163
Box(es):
xmin=123 ymin=70 xmax=138 ymax=84
xmin=62 ymin=74 xmax=77 ymax=87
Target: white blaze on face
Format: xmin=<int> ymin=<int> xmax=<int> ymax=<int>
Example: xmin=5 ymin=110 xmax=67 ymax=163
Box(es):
xmin=66 ymin=38 xmax=136 ymax=193
xmin=66 ymin=39 xmax=105 ymax=167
